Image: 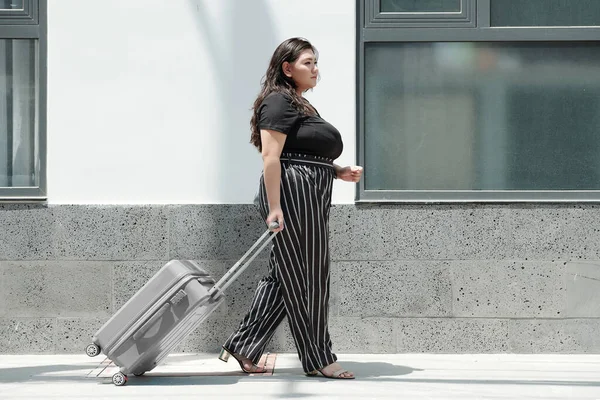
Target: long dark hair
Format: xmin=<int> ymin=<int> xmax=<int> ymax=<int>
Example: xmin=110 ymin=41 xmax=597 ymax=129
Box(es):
xmin=250 ymin=37 xmax=318 ymax=151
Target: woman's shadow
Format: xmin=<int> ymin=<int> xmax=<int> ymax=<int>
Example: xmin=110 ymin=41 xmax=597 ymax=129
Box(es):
xmin=333 ymin=361 xmax=419 ymax=380
xmin=247 ymin=362 xmax=420 ymax=399
xmin=127 ymin=360 xmax=419 ymax=386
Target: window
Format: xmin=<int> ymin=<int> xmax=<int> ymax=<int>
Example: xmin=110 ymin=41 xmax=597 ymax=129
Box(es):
xmin=366 ymin=0 xmax=475 ymax=27
xmin=358 ymin=0 xmax=600 ymax=202
xmin=490 ymin=0 xmax=600 ymax=27
xmin=0 ymin=1 xmax=25 ymax=12
xmin=380 ymin=0 xmax=461 ymax=13
xmin=0 ymin=0 xmax=46 ymax=201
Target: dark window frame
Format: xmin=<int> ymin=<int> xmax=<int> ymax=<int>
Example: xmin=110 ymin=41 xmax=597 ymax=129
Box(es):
xmin=0 ymin=0 xmax=38 ymax=25
xmin=0 ymin=0 xmax=46 ymax=201
xmin=367 ymin=0 xmax=475 ymax=28
xmin=357 ymin=0 xmax=600 ymax=203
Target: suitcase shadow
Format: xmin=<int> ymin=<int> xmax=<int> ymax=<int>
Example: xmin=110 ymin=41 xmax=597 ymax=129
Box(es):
xmin=114 ymin=372 xmax=262 ymax=386
xmin=122 ymin=362 xmax=419 ymax=386
xmin=0 ymin=364 xmax=100 ymax=383
xmin=0 ymin=359 xmax=419 ymax=386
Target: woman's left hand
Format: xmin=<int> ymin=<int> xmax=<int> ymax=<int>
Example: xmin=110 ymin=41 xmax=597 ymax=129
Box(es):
xmin=337 ymin=165 xmax=363 ymax=182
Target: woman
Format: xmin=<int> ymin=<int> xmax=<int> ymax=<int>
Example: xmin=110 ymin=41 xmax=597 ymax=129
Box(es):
xmin=219 ymin=37 xmax=363 ymax=379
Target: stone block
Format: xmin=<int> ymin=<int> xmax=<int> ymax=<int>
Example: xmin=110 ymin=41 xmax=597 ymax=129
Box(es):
xmin=453 ymin=206 xmax=514 ymax=259
xmin=2 ymin=261 xmax=112 ymax=318
xmin=508 ymin=205 xmax=600 ymax=260
xmin=330 ymin=317 xmax=396 ymax=353
xmin=0 ymin=318 xmax=56 ymax=353
xmin=168 ymin=205 xmax=266 ymax=260
xmin=565 ymin=261 xmax=600 ymax=317
xmin=0 ymin=263 xmax=5 ymax=317
xmin=329 ymin=205 xmax=397 ymax=261
xmin=55 ymin=318 xmax=108 ymax=353
xmin=396 ymin=318 xmax=510 ymax=353
xmin=393 ymin=205 xmax=461 ymax=260
xmin=0 ymin=205 xmax=57 ymax=260
xmin=509 ymin=319 xmax=600 ymax=353
xmin=332 ymin=261 xmax=452 ymax=318
xmin=54 ymin=205 xmax=168 ymax=260
xmin=562 ymin=206 xmax=600 ymax=260
xmin=450 ymin=260 xmax=566 ymax=318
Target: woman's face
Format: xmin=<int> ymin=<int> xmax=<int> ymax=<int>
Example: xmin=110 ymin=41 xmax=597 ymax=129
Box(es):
xmin=283 ymin=49 xmax=318 ymax=92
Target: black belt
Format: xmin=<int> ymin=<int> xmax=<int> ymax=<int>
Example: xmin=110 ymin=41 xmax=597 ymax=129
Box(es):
xmin=281 ymin=153 xmax=334 ymax=169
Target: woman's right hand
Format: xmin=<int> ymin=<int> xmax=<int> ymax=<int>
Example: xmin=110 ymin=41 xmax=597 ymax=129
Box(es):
xmin=267 ymin=207 xmax=284 ymax=232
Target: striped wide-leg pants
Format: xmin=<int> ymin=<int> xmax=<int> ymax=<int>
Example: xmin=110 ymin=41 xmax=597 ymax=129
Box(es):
xmin=223 ymin=153 xmax=337 ymax=373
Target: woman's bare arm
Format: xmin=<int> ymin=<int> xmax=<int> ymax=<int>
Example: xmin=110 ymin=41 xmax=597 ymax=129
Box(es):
xmin=260 ymin=129 xmax=287 ymax=231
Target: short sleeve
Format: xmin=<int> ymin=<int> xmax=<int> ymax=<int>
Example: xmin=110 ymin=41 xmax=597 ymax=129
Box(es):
xmin=258 ymin=93 xmax=299 ymax=135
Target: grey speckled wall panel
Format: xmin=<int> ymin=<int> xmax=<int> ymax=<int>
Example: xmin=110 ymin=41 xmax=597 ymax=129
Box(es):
xmin=1 ymin=204 xmax=600 ymax=354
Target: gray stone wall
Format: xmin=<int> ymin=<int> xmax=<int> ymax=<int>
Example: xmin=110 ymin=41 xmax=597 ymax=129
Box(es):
xmin=1 ymin=204 xmax=599 ymax=354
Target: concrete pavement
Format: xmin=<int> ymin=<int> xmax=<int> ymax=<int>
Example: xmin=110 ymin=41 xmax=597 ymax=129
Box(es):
xmin=1 ymin=353 xmax=600 ymax=399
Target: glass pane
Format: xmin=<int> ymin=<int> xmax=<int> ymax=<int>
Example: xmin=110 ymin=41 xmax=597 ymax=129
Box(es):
xmin=381 ymin=0 xmax=461 ymax=13
xmin=0 ymin=39 xmax=38 ymax=188
xmin=0 ymin=1 xmax=24 ymax=10
xmin=491 ymin=0 xmax=600 ymax=27
xmin=365 ymin=42 xmax=600 ymax=191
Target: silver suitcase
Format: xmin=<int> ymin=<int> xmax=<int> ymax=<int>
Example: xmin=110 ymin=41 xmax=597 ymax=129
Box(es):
xmin=85 ymin=223 xmax=278 ymax=386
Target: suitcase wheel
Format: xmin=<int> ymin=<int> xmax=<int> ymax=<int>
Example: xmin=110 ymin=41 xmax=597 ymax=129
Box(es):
xmin=112 ymin=372 xmax=128 ymax=386
xmin=85 ymin=343 xmax=101 ymax=357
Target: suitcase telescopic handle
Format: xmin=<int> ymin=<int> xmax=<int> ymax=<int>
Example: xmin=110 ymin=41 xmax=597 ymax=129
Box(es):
xmin=209 ymin=221 xmax=280 ymax=296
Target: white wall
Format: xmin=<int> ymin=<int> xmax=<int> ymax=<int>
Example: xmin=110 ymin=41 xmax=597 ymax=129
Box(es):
xmin=47 ymin=0 xmax=356 ymax=204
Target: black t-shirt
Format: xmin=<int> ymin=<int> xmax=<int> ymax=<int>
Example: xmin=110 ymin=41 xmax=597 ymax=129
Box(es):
xmin=257 ymin=92 xmax=343 ymax=160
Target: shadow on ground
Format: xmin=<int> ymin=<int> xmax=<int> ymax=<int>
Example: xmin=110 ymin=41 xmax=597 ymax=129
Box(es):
xmin=1 ymin=358 xmax=599 ymax=392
